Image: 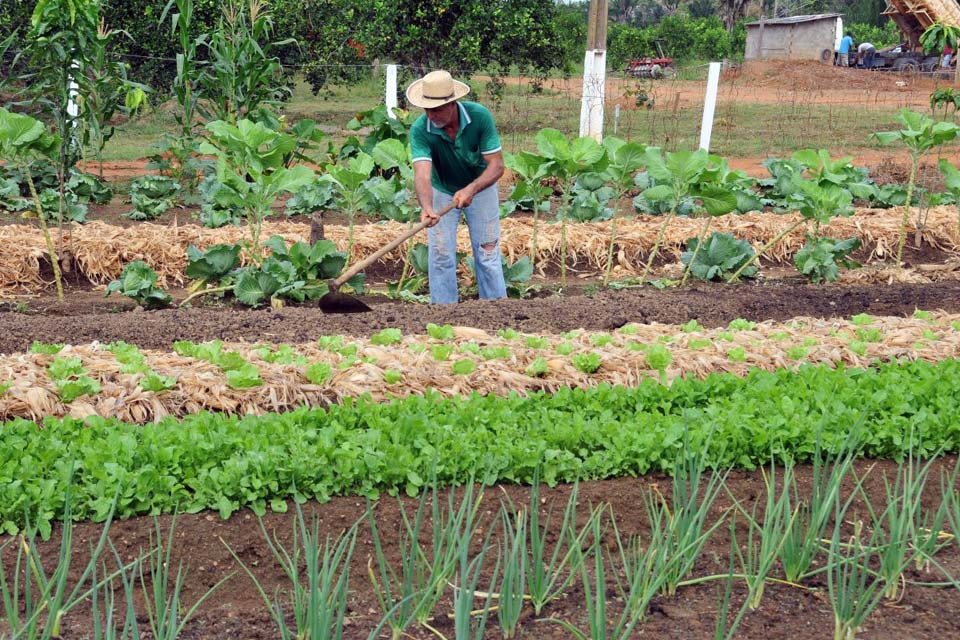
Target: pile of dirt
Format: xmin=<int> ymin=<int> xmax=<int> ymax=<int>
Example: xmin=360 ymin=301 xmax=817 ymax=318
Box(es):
xmin=725 ymin=59 xmax=944 ymax=93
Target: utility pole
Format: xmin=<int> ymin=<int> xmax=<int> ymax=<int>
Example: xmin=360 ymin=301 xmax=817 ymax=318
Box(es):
xmin=579 ymin=0 xmax=608 ymax=141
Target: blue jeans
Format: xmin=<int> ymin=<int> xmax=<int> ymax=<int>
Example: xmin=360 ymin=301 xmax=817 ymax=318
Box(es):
xmin=428 ymin=185 xmax=507 ymax=304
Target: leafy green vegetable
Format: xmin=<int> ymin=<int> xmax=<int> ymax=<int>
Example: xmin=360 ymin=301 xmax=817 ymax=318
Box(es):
xmin=525 ymin=336 xmax=548 ymax=349
xmin=687 ymin=338 xmax=711 ymax=350
xmin=498 ymin=328 xmax=520 ymax=341
xmin=185 ymin=244 xmax=242 ymax=287
xmin=105 ymin=261 xmax=172 ymax=309
xmin=5 ymin=359 xmax=960 ymax=532
xmin=572 ymin=353 xmax=601 ymax=374
xmin=787 ymin=346 xmax=809 ymax=360
xmin=427 ymin=323 xmax=456 ymax=341
xmin=370 ymin=328 xmax=403 ymax=346
xmin=555 ymin=342 xmax=575 ymax=356
xmin=431 ymin=345 xmax=454 ymax=361
xmin=29 ymin=341 xmax=64 ymax=355
xmin=591 ymin=334 xmax=613 ymax=347
xmin=525 ymin=357 xmax=550 ymax=377
xmin=140 ymin=372 xmax=177 ymax=392
xmin=728 ymin=319 xmax=756 ymax=331
xmin=681 ymin=319 xmax=704 ymax=333
xmin=305 ymin=362 xmax=333 ymax=384
xmin=727 ymin=347 xmax=746 ymax=362
xmin=451 ymin=359 xmax=477 ymax=375
xmin=126 ymin=175 xmax=180 ymax=221
xmin=481 ymin=346 xmax=511 ymax=360
xmin=793 ymin=236 xmax=860 ymax=283
xmin=383 ymin=370 xmax=402 ymax=384
xmin=680 ymin=232 xmax=758 ymax=281
xmin=225 ymin=363 xmax=263 ymax=389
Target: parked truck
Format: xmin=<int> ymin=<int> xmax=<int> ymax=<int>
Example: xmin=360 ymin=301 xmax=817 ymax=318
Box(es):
xmin=857 ymin=0 xmax=960 ymax=71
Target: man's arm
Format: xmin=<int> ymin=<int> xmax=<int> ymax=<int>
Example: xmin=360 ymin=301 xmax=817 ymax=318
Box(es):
xmin=452 ymin=151 xmax=505 ymax=209
xmin=414 ymin=159 xmax=439 ymax=226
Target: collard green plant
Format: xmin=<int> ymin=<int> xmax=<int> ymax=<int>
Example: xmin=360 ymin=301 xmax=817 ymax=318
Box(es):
xmin=345 ymin=104 xmax=418 ymax=156
xmin=729 ymin=174 xmax=854 ymax=282
xmin=105 ymin=261 xmax=172 ymax=309
xmin=227 ymin=236 xmax=363 ymax=307
xmin=678 ymin=155 xmax=741 ymax=285
xmin=388 ymin=242 xmax=430 ymax=299
xmin=285 ymin=175 xmax=337 ymax=217
xmin=185 ymin=243 xmax=242 ymax=289
xmin=874 ymin=109 xmax=959 ymax=268
xmin=638 ymin=147 xmax=711 ymax=284
xmin=681 ymin=232 xmax=757 ymax=281
xmin=126 ymin=175 xmax=181 ymax=221
xmin=504 ymin=148 xmax=553 ymax=268
xmin=535 ymin=128 xmax=606 ymax=286
xmin=793 ymin=236 xmax=861 ymax=284
xmin=466 ymin=255 xmax=534 ymax=298
xmin=938 ymin=158 xmax=960 ymax=238
xmin=199 ymin=118 xmax=314 ymax=258
xmin=599 ymin=137 xmax=647 ymax=286
xmin=325 ymin=151 xmax=375 ymax=264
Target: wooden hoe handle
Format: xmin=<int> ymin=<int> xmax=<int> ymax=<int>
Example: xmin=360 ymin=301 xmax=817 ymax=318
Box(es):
xmin=331 ymin=201 xmax=458 ymax=288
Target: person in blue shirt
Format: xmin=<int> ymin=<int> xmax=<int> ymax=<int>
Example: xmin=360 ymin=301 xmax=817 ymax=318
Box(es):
xmin=407 ymin=70 xmax=507 ymax=304
xmin=838 ymin=32 xmax=854 ymax=67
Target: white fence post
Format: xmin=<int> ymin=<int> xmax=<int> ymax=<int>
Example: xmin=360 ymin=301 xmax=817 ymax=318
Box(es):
xmin=385 ymin=64 xmax=398 ymax=118
xmin=579 ymin=49 xmax=606 ymax=141
xmin=698 ymin=62 xmax=721 ymax=152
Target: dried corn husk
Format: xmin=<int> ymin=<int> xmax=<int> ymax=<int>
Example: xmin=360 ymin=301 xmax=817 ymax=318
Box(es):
xmin=1 ymin=313 xmax=958 ymax=423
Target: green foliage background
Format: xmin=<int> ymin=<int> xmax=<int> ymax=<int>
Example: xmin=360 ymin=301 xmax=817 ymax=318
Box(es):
xmin=0 ymin=0 xmax=904 ymax=99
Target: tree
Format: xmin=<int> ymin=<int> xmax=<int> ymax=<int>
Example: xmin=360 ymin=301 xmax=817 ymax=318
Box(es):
xmin=718 ymin=0 xmax=750 ymax=31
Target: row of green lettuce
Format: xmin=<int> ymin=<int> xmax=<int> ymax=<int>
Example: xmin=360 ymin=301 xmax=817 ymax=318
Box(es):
xmin=2 ymin=358 xmax=959 ymax=537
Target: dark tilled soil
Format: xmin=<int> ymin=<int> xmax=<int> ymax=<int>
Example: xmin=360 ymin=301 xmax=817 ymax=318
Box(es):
xmin=2 ymin=278 xmax=960 ymax=353
xmin=4 ymin=212 xmax=960 ymax=638
xmin=5 ymin=458 xmax=960 ymax=640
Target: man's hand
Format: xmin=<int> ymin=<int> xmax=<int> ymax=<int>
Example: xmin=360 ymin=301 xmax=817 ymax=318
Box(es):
xmin=452 ymin=185 xmax=477 ymax=209
xmin=421 ymin=208 xmax=440 ymax=227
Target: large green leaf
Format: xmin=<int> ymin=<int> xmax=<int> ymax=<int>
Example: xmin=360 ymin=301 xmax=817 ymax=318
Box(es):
xmin=613 ymin=142 xmax=647 ymax=173
xmin=185 ymin=244 xmax=241 ymax=283
xmin=569 ymin=137 xmax=604 ymax=168
xmin=233 ymin=269 xmax=282 ymax=307
xmin=505 ymin=150 xmax=549 ymax=181
xmin=265 ymin=165 xmax=315 ymax=195
xmin=939 ymin=159 xmax=960 ymax=194
xmin=0 ymin=109 xmax=45 ymax=151
xmin=695 ymin=185 xmax=738 ymax=216
xmin=665 ymin=149 xmax=708 ymax=184
xmin=644 ymin=147 xmax=670 ymax=182
xmin=371 ymin=138 xmax=407 ymax=170
xmin=641 ymin=184 xmax=674 ymax=202
xmin=534 ymin=128 xmax=570 ymax=162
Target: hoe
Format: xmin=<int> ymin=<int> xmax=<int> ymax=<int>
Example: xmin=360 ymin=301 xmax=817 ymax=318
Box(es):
xmin=318 ymin=201 xmax=457 ymax=313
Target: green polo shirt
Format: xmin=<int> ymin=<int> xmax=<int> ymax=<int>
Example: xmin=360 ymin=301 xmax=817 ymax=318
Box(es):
xmin=409 ymin=101 xmax=502 ymax=195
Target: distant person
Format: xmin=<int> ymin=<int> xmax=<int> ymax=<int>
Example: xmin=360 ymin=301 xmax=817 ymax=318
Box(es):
xmin=838 ymin=32 xmax=854 ymax=66
xmin=943 ymin=44 xmax=953 ymax=68
xmin=858 ymin=41 xmax=876 ymax=67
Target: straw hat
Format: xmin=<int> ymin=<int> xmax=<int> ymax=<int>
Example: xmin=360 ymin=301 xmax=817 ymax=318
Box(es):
xmin=405 ymin=70 xmax=470 ymax=108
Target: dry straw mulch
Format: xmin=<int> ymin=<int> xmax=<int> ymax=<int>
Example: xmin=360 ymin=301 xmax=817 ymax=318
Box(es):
xmin=0 ymin=207 xmax=958 ymax=297
xmin=1 ymin=312 xmax=958 ymax=424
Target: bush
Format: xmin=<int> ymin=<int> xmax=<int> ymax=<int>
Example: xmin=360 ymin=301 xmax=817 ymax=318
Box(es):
xmin=608 ymin=17 xmax=744 ymax=69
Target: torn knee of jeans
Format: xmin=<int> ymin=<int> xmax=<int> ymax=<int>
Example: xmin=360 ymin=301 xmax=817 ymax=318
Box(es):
xmin=479 ymin=241 xmax=499 ymax=257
